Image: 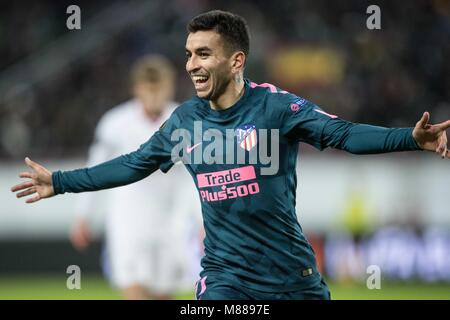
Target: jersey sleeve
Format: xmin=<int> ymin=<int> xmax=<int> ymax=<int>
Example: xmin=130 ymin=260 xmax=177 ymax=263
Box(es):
xmin=272 ymin=92 xmax=421 ymax=153
xmin=321 ymin=120 xmax=421 ymax=154
xmin=52 ymin=111 xmax=181 ymax=195
xmin=270 ymin=93 xmax=336 ymax=150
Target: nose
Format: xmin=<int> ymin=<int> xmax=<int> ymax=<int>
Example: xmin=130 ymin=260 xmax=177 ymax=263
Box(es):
xmin=186 ymin=55 xmax=200 ymax=74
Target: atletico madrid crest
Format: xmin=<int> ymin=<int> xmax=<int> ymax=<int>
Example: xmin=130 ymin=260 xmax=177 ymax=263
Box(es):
xmin=235 ymin=124 xmax=258 ymax=151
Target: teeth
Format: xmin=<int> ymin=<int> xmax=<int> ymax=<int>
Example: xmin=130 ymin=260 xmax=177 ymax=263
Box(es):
xmin=193 ymin=76 xmax=208 ymax=82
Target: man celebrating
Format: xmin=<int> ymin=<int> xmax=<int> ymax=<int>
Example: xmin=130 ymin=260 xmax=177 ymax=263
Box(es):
xmin=11 ymin=10 xmax=449 ymax=299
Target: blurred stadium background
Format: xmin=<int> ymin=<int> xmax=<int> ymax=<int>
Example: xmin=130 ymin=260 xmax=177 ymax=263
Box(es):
xmin=0 ymin=0 xmax=449 ymax=299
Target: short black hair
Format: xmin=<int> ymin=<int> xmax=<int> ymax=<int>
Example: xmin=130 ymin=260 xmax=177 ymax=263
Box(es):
xmin=187 ymin=10 xmax=250 ymax=57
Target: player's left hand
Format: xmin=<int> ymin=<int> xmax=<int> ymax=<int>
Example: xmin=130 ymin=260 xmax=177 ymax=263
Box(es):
xmin=412 ymin=112 xmax=450 ymax=159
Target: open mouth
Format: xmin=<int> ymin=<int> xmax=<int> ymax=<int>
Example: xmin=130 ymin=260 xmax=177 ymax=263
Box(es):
xmin=192 ymin=75 xmax=209 ymax=91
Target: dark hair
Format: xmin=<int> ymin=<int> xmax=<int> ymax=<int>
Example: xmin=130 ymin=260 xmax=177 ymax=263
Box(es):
xmin=187 ymin=10 xmax=250 ymax=57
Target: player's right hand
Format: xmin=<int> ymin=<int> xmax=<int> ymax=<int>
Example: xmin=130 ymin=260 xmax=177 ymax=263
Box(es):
xmin=70 ymin=217 xmax=92 ymax=251
xmin=10 ymin=157 xmax=55 ymax=203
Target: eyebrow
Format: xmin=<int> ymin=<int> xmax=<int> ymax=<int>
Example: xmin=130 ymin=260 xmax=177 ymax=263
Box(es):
xmin=185 ymin=46 xmax=213 ymax=53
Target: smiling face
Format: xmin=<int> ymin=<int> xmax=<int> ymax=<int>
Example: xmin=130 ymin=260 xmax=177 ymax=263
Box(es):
xmin=185 ymin=30 xmax=236 ymax=102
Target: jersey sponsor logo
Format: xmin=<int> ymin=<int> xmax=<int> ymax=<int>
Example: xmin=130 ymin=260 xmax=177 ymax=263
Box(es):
xmin=296 ymin=97 xmax=307 ymax=106
xmin=290 ymin=103 xmax=300 ymax=112
xmin=196 ymin=165 xmax=260 ymax=202
xmin=186 ymin=142 xmax=202 ymax=154
xmin=199 ymin=183 xmax=260 ymax=202
xmin=235 ymin=124 xmax=258 ymax=151
xmin=290 ymin=98 xmax=307 ymax=113
xmin=197 ymin=166 xmax=256 ymax=188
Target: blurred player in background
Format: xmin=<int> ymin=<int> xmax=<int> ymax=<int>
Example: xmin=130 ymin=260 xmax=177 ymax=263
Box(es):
xmin=69 ymin=55 xmax=202 ymax=300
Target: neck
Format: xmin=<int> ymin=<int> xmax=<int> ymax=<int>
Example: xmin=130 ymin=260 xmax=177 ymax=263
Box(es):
xmin=210 ymin=75 xmax=245 ymax=110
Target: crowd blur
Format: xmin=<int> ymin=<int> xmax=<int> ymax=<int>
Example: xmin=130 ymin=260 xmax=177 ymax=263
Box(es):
xmin=0 ymin=0 xmax=449 ymax=159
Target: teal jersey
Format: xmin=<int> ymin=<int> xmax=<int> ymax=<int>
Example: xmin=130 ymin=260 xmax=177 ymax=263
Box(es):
xmin=53 ymin=79 xmax=421 ymax=292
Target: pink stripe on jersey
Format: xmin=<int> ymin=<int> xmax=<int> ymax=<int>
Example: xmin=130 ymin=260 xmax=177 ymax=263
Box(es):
xmin=250 ymin=81 xmax=277 ymax=93
xmin=250 ymin=81 xmax=289 ymax=94
xmin=314 ymin=109 xmax=338 ymax=119
xmin=197 ymin=166 xmax=256 ymax=188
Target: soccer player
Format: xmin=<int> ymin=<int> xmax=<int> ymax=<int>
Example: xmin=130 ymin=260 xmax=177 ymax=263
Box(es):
xmin=11 ymin=10 xmax=450 ymax=300
xmin=71 ymin=55 xmax=202 ymax=300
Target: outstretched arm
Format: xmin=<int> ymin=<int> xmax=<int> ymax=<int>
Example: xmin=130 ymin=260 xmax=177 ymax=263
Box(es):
xmin=50 ymin=150 xmax=159 ymax=194
xmin=11 ymin=129 xmax=177 ymax=203
xmin=10 ymin=153 xmax=156 ymax=204
xmin=322 ymin=112 xmax=449 ymax=157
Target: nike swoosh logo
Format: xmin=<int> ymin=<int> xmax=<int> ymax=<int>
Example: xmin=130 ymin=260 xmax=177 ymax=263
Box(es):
xmin=187 ymin=142 xmax=202 ymax=154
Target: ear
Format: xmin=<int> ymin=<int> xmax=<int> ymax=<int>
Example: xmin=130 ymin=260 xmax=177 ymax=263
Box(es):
xmin=230 ymin=51 xmax=246 ymax=74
